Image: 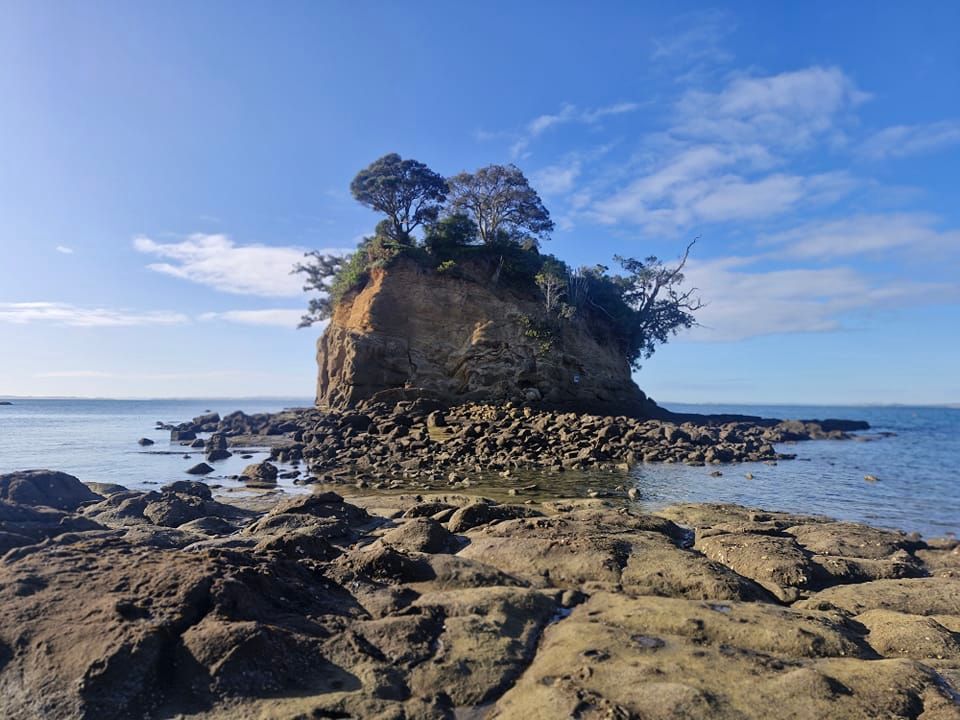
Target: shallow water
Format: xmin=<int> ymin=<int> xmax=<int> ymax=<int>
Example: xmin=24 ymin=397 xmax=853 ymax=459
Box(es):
xmin=0 ymin=398 xmax=957 ymax=537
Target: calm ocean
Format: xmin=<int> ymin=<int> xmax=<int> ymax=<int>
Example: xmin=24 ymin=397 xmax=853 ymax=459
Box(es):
xmin=0 ymin=398 xmax=957 ymax=537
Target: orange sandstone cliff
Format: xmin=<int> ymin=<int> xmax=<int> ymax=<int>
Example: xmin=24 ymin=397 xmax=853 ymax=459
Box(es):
xmin=316 ymin=258 xmax=661 ymax=416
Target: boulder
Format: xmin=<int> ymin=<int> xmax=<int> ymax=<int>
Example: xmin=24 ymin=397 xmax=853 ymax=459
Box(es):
xmin=241 ymin=461 xmax=278 ymax=486
xmin=380 ymin=517 xmax=456 ymax=554
xmin=137 ymin=438 xmax=154 ymax=446
xmin=160 ymin=480 xmax=212 ymax=500
xmin=185 ymin=462 xmax=214 ymax=476
xmin=446 ymin=502 xmax=542 ymax=533
xmin=84 ymin=482 xmax=129 ymax=496
xmin=0 ymin=470 xmax=101 ymax=511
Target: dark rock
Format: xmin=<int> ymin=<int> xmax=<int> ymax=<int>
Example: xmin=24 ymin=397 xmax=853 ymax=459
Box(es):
xmin=177 ymin=516 xmax=237 ymax=536
xmin=137 ymin=438 xmax=154 ymax=446
xmin=170 ymin=429 xmax=197 ymax=442
xmin=0 ymin=470 xmax=101 ymax=511
xmin=185 ymin=463 xmax=214 ymax=476
xmin=191 ymin=411 xmax=221 ymax=428
xmin=205 ymin=448 xmax=233 ymax=462
xmin=143 ymin=494 xmax=211 ymax=527
xmin=241 ymin=461 xmax=278 ymax=486
xmin=447 ymin=502 xmax=543 ymax=533
xmin=160 ymin=480 xmax=213 ymax=500
xmin=381 ymin=518 xmax=456 ymax=554
xmin=84 ymin=482 xmax=129 ymax=496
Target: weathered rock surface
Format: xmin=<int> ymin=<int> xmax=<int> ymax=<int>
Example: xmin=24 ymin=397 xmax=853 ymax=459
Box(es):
xmin=0 ymin=470 xmax=101 ymax=511
xmin=1 ymin=487 xmax=956 ymax=719
xmin=316 ymin=258 xmax=657 ymax=414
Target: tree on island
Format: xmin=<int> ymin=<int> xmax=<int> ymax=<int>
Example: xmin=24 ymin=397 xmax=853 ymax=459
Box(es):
xmin=292 ymin=251 xmax=348 ymax=328
xmin=447 ymin=164 xmax=554 ymax=246
xmin=350 ymin=153 xmax=448 ymax=243
xmin=423 ymin=213 xmax=478 ymax=258
xmin=296 ymin=153 xmax=702 ymax=368
xmin=614 ymin=241 xmax=704 ymax=368
xmin=535 ymin=257 xmax=568 ymax=315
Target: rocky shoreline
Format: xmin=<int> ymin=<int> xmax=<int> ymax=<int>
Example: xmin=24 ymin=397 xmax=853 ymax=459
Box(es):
xmin=0 ymin=468 xmax=958 ymax=718
xmin=157 ymin=402 xmax=872 ymax=493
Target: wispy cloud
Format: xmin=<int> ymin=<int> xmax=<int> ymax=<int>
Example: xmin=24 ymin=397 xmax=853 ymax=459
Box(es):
xmin=0 ymin=302 xmax=188 ymax=327
xmin=134 ymin=234 xmax=320 ymax=297
xmin=762 ymin=213 xmax=960 ymax=260
xmin=198 ymin=309 xmax=308 ymax=327
xmin=591 ymin=153 xmax=855 ymax=233
xmin=674 ymin=66 xmax=869 ymax=151
xmin=532 ymin=160 xmax=582 ymax=196
xmin=495 ymin=101 xmax=640 ymax=159
xmin=682 ymin=256 xmax=956 ymax=342
xmin=584 ymin=67 xmax=866 ymax=234
xmin=55 ymin=245 xmax=74 ymax=255
xmin=651 ymin=9 xmax=736 ymax=70
xmin=858 ymin=120 xmax=960 ymax=160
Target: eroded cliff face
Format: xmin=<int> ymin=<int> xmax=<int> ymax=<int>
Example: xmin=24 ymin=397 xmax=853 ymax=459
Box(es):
xmin=316 ymin=258 xmax=657 ymax=415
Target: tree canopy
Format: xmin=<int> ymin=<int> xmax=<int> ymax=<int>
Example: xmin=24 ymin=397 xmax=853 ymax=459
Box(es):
xmin=350 ymin=153 xmax=448 ymax=243
xmin=298 ymin=153 xmax=703 ymax=369
xmin=447 ymin=164 xmax=554 ymax=246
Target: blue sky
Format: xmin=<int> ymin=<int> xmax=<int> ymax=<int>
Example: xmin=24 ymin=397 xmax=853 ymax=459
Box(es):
xmin=1 ymin=1 xmax=958 ymax=404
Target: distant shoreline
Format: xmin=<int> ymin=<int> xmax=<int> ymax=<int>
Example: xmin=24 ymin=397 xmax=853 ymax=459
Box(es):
xmin=0 ymin=395 xmax=958 ymax=409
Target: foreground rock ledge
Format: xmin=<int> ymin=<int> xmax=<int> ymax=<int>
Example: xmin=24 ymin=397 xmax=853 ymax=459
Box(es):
xmin=0 ymin=474 xmax=957 ymax=719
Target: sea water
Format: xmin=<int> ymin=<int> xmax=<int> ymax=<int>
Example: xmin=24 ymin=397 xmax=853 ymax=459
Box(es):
xmin=0 ymin=398 xmax=956 ymax=537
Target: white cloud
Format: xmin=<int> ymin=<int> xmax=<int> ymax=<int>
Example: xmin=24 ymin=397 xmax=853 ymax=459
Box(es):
xmin=585 ymin=67 xmax=867 ymax=233
xmin=858 ymin=121 xmax=960 ymax=160
xmin=675 ymin=66 xmax=869 ymax=151
xmin=134 ymin=234 xmax=316 ymax=297
xmin=507 ymin=102 xmax=641 ymax=159
xmin=55 ymin=245 xmax=74 ymax=254
xmin=198 ymin=309 xmax=309 ymax=327
xmin=681 ymin=256 xmax=954 ymax=342
xmin=532 ymin=160 xmax=582 ymax=196
xmin=0 ymin=302 xmax=188 ymax=327
xmin=762 ymin=213 xmax=960 ymax=260
xmin=592 ymin=156 xmax=855 ymax=233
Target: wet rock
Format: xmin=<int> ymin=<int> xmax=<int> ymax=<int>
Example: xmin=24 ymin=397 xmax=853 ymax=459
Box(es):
xmin=205 ymin=448 xmax=232 ymax=462
xmin=84 ymin=482 xmax=129 ymax=496
xmin=137 ymin=437 xmax=154 ymax=446
xmin=0 ymin=470 xmax=101 ymax=511
xmin=160 ymin=480 xmax=213 ymax=500
xmin=241 ymin=461 xmax=278 ymax=486
xmin=185 ymin=462 xmax=214 ymax=476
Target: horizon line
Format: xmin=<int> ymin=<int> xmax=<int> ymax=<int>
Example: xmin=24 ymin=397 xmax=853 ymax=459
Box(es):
xmin=0 ymin=395 xmax=957 ymax=409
